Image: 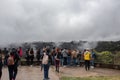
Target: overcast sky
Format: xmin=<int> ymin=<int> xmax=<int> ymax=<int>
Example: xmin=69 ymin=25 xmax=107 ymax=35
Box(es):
xmin=0 ymin=0 xmax=120 ymax=45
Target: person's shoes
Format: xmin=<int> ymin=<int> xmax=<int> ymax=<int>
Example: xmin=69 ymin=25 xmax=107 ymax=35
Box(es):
xmin=46 ymin=77 xmax=50 ymax=80
xmin=91 ymin=66 xmax=94 ymax=69
xmin=63 ymin=66 xmax=66 ymax=67
xmin=57 ymin=70 xmax=59 ymax=73
xmin=43 ymin=78 xmax=50 ymax=80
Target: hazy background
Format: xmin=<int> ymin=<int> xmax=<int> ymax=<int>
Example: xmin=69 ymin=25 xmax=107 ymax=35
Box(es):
xmin=0 ymin=0 xmax=120 ymax=46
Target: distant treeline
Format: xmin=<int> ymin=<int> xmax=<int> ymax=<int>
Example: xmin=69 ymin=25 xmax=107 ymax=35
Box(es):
xmin=8 ymin=41 xmax=120 ymax=52
xmin=95 ymin=41 xmax=120 ymax=52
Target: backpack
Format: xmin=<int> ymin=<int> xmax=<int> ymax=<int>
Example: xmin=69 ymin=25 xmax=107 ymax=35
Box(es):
xmin=42 ymin=54 xmax=48 ymax=65
xmin=8 ymin=56 xmax=14 ymax=65
xmin=92 ymin=52 xmax=96 ymax=59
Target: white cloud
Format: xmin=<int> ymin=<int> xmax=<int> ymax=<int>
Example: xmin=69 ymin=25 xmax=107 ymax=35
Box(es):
xmin=0 ymin=0 xmax=120 ymax=45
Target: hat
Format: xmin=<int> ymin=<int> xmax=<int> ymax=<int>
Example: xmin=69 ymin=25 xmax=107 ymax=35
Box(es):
xmin=86 ymin=48 xmax=90 ymax=51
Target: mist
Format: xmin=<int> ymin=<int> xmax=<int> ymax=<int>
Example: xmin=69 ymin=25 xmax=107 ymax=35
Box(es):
xmin=78 ymin=41 xmax=98 ymax=50
xmin=0 ymin=0 xmax=120 ymax=46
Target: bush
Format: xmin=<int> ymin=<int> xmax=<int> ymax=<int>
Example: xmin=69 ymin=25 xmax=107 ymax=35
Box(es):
xmin=114 ymin=51 xmax=120 ymax=65
xmin=96 ymin=51 xmax=113 ymax=64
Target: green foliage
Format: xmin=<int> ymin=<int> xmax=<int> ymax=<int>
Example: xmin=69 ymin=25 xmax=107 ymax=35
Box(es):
xmin=113 ymin=51 xmax=120 ymax=65
xmin=96 ymin=51 xmax=113 ymax=64
xmin=95 ymin=41 xmax=120 ymax=52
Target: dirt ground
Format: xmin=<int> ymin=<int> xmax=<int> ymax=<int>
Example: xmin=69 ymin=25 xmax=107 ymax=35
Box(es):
xmin=1 ymin=66 xmax=59 ymax=80
xmin=1 ymin=66 xmax=120 ymax=80
xmin=58 ymin=66 xmax=120 ymax=78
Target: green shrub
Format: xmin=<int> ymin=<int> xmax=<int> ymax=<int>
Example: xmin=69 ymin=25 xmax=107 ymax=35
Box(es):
xmin=96 ymin=51 xmax=113 ymax=64
xmin=114 ymin=51 xmax=120 ymax=65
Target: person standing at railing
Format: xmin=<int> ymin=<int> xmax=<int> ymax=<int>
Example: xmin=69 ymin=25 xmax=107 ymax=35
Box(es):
xmin=91 ymin=49 xmax=96 ymax=68
xmin=18 ymin=47 xmax=23 ymax=58
xmin=25 ymin=49 xmax=30 ymax=66
xmin=77 ymin=50 xmax=81 ymax=66
xmin=36 ymin=48 xmax=41 ymax=65
xmin=62 ymin=49 xmax=68 ymax=67
xmin=29 ymin=48 xmax=34 ymax=67
xmin=17 ymin=47 xmax=23 ymax=66
xmin=3 ymin=48 xmax=9 ymax=67
xmin=83 ymin=49 xmax=91 ymax=71
xmin=67 ymin=49 xmax=71 ymax=66
xmin=55 ymin=48 xmax=61 ymax=72
xmin=71 ymin=50 xmax=77 ymax=66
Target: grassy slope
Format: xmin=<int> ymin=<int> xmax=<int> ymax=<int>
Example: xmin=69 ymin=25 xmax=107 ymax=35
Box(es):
xmin=60 ymin=76 xmax=120 ymax=80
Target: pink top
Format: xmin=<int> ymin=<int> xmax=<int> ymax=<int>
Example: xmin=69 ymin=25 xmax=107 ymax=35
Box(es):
xmin=19 ymin=48 xmax=23 ymax=57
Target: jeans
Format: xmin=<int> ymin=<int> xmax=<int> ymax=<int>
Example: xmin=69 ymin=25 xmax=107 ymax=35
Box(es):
xmin=60 ymin=58 xmax=63 ymax=66
xmin=63 ymin=57 xmax=67 ymax=65
xmin=72 ymin=58 xmax=76 ymax=66
xmin=67 ymin=56 xmax=71 ymax=66
xmin=77 ymin=59 xmax=80 ymax=65
xmin=26 ymin=56 xmax=30 ymax=65
xmin=4 ymin=57 xmax=8 ymax=66
xmin=51 ymin=56 xmax=55 ymax=65
xmin=91 ymin=59 xmax=95 ymax=66
xmin=13 ymin=65 xmax=18 ymax=79
xmin=43 ymin=64 xmax=49 ymax=79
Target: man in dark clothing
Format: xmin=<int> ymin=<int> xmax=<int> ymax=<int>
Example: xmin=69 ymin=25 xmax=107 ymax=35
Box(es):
xmin=77 ymin=51 xmax=81 ymax=66
xmin=29 ymin=48 xmax=34 ymax=66
xmin=36 ymin=48 xmax=41 ymax=65
xmin=3 ymin=48 xmax=9 ymax=66
xmin=13 ymin=51 xmax=20 ymax=80
xmin=25 ymin=49 xmax=30 ymax=66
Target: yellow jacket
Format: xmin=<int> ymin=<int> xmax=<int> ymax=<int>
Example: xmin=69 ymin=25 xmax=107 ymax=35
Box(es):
xmin=84 ymin=51 xmax=91 ymax=60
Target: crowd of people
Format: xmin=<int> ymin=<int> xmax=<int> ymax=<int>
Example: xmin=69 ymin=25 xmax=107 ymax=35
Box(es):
xmin=24 ymin=46 xmax=96 ymax=80
xmin=0 ymin=46 xmax=96 ymax=80
xmin=0 ymin=48 xmax=20 ymax=80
